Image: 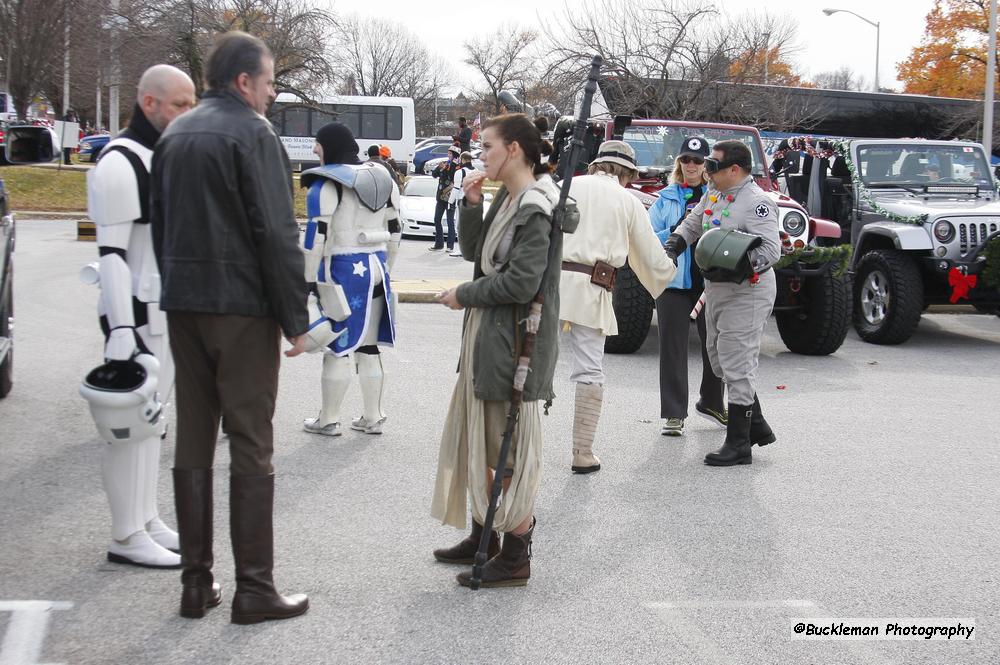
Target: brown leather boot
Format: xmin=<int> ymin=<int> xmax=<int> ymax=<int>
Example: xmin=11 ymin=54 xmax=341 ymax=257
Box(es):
xmin=456 ymin=519 xmax=534 ymax=588
xmin=230 ymin=474 xmax=309 ymax=625
xmin=173 ymin=468 xmax=222 ymax=619
xmin=433 ymin=520 xmax=500 ymax=564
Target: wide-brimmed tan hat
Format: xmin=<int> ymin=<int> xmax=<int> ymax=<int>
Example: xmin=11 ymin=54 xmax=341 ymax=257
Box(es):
xmin=591 ymin=140 xmax=637 ymax=170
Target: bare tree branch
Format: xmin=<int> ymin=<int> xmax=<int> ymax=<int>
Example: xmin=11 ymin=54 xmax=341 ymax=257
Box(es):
xmin=463 ymin=24 xmax=537 ymax=113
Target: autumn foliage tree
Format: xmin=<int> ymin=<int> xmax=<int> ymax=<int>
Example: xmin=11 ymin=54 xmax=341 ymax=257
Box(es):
xmin=728 ymin=47 xmax=802 ymax=87
xmin=897 ymin=0 xmax=999 ymax=98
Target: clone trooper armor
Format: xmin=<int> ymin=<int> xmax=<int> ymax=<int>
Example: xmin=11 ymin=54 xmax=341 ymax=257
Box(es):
xmin=300 ymin=163 xmax=401 ymax=437
xmin=85 ymin=127 xmax=180 ymax=569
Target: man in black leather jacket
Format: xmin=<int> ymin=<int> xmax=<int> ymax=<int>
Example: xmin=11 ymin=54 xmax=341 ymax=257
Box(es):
xmin=150 ymin=30 xmax=310 ymax=625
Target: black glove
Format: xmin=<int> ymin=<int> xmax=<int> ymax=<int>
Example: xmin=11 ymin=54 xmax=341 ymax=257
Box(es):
xmin=663 ymin=233 xmax=687 ymax=265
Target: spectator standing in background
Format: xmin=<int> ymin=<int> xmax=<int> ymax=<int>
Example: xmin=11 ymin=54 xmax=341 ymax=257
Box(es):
xmin=454 ymin=116 xmax=473 ymax=153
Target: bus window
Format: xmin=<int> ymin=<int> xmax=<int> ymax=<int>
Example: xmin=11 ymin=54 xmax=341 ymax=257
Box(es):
xmin=361 ymin=108 xmax=382 ymax=139
xmin=314 ymin=105 xmax=338 ymax=131
xmin=338 ymin=106 xmax=360 ymax=137
xmin=282 ymin=107 xmax=310 ymax=137
xmin=386 ymin=107 xmax=402 ymax=140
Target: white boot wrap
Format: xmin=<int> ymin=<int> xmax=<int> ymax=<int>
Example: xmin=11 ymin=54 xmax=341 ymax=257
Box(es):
xmin=572 ymin=382 xmax=604 ymax=467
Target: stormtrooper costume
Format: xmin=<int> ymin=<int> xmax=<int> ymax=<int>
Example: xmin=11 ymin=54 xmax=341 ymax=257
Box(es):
xmin=83 ymin=107 xmax=180 ymax=568
xmin=300 ymin=123 xmax=401 ymax=438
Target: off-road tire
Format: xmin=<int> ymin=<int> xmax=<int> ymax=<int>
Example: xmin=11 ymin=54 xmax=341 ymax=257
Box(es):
xmin=775 ymin=269 xmax=850 ymax=355
xmin=852 ymin=250 xmax=924 ymax=345
xmin=604 ymin=264 xmax=654 ymax=354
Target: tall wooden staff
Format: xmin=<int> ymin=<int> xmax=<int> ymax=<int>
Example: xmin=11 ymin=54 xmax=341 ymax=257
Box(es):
xmin=469 ymin=55 xmax=604 ymax=590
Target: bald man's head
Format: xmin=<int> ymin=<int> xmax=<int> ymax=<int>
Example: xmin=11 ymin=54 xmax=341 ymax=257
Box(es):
xmin=137 ymin=64 xmax=196 ymax=132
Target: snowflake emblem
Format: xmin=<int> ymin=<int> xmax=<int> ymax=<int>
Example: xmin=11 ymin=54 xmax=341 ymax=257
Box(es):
xmin=350 ymin=296 xmax=365 ymax=310
xmin=657 ymin=126 xmax=669 ymax=136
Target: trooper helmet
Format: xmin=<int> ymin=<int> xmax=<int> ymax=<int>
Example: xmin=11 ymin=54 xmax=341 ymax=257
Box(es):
xmin=79 ymin=353 xmax=163 ymax=444
xmin=694 ymin=227 xmax=763 ymax=274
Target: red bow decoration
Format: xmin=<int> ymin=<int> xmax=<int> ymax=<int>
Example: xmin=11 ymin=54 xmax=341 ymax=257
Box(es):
xmin=948 ymin=267 xmax=977 ymax=303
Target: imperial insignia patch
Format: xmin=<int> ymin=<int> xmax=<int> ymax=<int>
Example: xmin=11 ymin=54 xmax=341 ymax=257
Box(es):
xmin=755 ymin=204 xmax=770 ymax=218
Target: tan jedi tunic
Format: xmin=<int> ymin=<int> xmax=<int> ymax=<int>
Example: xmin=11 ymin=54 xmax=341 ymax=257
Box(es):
xmin=559 ymin=173 xmax=677 ymax=336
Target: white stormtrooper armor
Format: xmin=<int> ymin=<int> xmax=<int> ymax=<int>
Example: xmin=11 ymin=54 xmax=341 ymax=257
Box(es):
xmin=300 ymin=163 xmax=400 ymax=437
xmin=84 ymin=135 xmax=180 ymax=569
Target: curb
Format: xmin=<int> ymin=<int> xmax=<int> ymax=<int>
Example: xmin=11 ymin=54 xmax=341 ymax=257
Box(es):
xmin=27 ymin=162 xmax=92 ymax=172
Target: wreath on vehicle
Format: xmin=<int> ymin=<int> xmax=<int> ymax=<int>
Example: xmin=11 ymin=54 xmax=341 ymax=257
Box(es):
xmin=776 ymin=137 xmax=929 ymax=225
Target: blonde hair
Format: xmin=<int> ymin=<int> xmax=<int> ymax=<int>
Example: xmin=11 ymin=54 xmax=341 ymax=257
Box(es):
xmin=671 ymin=158 xmax=710 ymax=186
xmin=588 ymin=161 xmax=638 ymax=183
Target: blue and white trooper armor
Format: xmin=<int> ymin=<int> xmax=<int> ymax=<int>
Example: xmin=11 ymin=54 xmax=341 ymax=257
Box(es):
xmin=300 ymin=163 xmax=401 ymax=437
xmin=83 ymin=135 xmax=180 ymax=568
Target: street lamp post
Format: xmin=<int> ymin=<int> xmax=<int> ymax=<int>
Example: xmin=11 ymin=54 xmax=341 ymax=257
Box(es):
xmin=823 ymin=8 xmax=880 ymax=93
xmin=984 ymin=0 xmax=997 ymax=158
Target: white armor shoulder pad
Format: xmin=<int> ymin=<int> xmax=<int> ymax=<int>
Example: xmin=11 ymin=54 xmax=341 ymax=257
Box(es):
xmin=88 ymin=140 xmax=149 ymax=226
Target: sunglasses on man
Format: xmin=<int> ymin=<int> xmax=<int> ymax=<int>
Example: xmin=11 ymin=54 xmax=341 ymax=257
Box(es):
xmin=678 ymin=155 xmax=704 ymax=165
xmin=704 ymin=157 xmax=741 ymax=174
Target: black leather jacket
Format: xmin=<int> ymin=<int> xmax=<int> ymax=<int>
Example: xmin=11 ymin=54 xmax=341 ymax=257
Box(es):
xmin=151 ymin=89 xmax=308 ymax=336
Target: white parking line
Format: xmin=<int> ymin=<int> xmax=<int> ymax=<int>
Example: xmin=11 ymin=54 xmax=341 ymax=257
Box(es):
xmin=647 ymin=599 xmax=817 ymax=610
xmin=0 ymin=601 xmax=73 ymax=665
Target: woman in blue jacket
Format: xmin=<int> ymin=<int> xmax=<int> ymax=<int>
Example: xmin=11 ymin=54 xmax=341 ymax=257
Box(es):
xmin=647 ymin=136 xmax=727 ymax=436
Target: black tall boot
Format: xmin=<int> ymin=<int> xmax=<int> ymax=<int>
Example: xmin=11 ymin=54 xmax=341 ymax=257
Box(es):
xmin=173 ymin=468 xmax=222 ymax=619
xmin=433 ymin=520 xmax=500 ymax=564
xmin=704 ymin=403 xmax=753 ymax=466
xmin=230 ymin=474 xmax=309 ymax=625
xmin=456 ymin=518 xmax=534 ymax=588
xmin=750 ymin=394 xmax=776 ymax=447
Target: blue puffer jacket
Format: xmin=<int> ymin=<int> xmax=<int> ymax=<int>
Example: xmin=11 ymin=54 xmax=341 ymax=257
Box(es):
xmin=648 ymin=183 xmax=694 ymax=290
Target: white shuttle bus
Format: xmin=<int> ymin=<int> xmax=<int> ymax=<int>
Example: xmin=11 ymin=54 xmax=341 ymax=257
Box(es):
xmin=269 ymin=93 xmax=416 ymax=170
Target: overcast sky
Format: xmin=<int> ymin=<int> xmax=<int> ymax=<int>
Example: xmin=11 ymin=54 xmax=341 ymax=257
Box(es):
xmin=346 ymin=0 xmax=936 ymax=94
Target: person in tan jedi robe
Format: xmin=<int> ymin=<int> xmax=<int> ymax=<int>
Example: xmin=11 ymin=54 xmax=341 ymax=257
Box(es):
xmin=558 ymin=140 xmax=677 ymax=473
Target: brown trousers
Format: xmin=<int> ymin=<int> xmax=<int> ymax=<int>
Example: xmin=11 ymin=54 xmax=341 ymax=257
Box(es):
xmin=168 ymin=312 xmax=280 ymax=476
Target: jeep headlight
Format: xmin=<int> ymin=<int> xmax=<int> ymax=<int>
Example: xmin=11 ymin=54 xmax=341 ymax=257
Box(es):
xmin=933 ymin=219 xmax=955 ymax=243
xmin=782 ymin=210 xmax=806 ymax=236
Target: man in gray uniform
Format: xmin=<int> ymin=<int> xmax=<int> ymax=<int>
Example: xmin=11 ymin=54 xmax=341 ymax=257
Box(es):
xmin=664 ymin=140 xmax=780 ymax=466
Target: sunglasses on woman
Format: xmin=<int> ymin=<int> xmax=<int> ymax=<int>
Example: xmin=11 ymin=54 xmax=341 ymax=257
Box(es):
xmin=678 ymin=155 xmax=704 ymax=165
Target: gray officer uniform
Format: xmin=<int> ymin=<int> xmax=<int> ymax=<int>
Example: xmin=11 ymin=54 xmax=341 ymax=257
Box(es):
xmin=673 ymin=175 xmax=780 ymax=405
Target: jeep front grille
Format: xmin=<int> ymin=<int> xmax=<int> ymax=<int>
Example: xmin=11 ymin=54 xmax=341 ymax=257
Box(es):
xmin=957 ymin=221 xmax=999 ymax=256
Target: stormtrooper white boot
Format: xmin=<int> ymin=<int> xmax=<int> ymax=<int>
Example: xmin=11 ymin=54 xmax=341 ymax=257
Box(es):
xmin=304 ymin=353 xmax=352 ymax=437
xmin=352 ymin=352 xmax=387 ymax=434
xmin=102 ymin=441 xmax=181 ymax=568
xmin=141 ymin=436 xmax=179 ymax=552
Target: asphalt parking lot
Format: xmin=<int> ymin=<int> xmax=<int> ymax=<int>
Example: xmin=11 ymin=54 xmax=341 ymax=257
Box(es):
xmin=1 ymin=219 xmax=998 ymax=664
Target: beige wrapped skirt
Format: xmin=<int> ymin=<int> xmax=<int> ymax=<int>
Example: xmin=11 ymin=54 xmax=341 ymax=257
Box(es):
xmin=430 ymin=308 xmax=543 ymax=531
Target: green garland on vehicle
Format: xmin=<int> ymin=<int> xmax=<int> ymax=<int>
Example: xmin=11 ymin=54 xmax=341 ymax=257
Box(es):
xmin=773 ymin=244 xmax=853 ymax=278
xmin=826 ymin=141 xmax=928 ymax=226
xmin=983 ymin=237 xmax=1000 ymax=290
